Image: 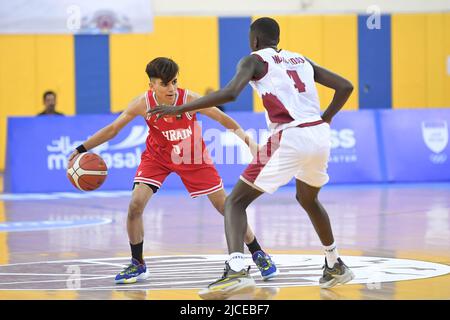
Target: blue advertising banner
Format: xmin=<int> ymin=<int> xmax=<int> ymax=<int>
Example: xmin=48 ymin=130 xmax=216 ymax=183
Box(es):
xmin=195 ymin=112 xmax=269 ymax=189
xmin=5 ymin=109 xmax=448 ymax=193
xmin=6 ymin=115 xmax=148 ymax=193
xmin=327 ymin=110 xmax=383 ymax=183
xmin=196 ymin=110 xmax=383 ymax=186
xmin=379 ymin=109 xmax=450 ymax=182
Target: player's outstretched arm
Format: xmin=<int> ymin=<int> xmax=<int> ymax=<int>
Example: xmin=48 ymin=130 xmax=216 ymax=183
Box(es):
xmin=306 ymin=58 xmax=353 ymax=124
xmin=148 ymin=55 xmax=266 ymax=118
xmin=196 ymin=104 xmax=260 ymax=157
xmin=68 ymin=95 xmax=146 ymax=161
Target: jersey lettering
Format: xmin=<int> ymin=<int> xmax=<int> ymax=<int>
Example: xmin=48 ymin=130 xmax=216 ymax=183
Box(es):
xmin=286 ymin=70 xmax=306 ymax=93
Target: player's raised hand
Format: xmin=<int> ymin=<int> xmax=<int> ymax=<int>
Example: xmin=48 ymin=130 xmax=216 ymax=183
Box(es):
xmin=147 ymin=105 xmax=182 ymax=119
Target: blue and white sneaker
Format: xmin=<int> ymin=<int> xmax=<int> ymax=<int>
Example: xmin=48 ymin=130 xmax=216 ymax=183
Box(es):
xmin=115 ymin=258 xmax=149 ymax=284
xmin=252 ymin=250 xmax=279 ymax=280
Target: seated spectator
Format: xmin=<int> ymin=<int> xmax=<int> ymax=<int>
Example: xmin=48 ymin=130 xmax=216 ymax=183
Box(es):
xmin=37 ymin=91 xmax=64 ymax=116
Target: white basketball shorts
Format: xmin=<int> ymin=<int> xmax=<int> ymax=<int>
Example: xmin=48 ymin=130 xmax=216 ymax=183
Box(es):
xmin=241 ymin=122 xmax=331 ymax=193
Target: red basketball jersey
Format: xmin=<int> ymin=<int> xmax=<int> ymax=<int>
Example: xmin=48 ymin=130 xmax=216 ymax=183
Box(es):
xmin=143 ymin=88 xmax=211 ymax=164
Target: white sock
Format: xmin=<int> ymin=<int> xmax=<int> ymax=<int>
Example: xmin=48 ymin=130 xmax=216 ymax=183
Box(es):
xmin=228 ymin=252 xmax=245 ymax=272
xmin=324 ymin=242 xmax=339 ymax=268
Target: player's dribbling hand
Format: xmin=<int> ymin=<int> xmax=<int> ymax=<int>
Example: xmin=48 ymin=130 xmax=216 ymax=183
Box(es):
xmin=68 ymin=150 xmax=79 ymax=162
xmin=148 ymin=105 xmax=182 ymax=119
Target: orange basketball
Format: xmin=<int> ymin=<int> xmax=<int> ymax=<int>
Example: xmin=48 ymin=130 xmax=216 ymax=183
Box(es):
xmin=67 ymin=153 xmax=108 ymax=191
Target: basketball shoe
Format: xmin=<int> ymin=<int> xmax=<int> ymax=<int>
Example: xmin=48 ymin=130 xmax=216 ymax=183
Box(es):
xmin=252 ymin=250 xmax=279 ymax=280
xmin=198 ymin=262 xmax=256 ymax=300
xmin=115 ymin=258 xmax=149 ymax=284
xmin=319 ymin=257 xmax=355 ymax=288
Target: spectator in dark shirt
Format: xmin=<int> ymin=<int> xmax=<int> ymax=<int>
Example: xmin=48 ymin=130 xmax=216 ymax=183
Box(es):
xmin=37 ymin=91 xmax=64 ymax=116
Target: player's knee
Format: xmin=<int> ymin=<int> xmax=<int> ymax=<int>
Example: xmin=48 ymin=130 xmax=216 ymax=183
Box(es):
xmin=224 ymin=195 xmax=237 ymax=211
xmin=296 ymin=193 xmax=317 ymax=210
xmin=128 ymin=200 xmax=145 ymax=219
xmin=225 ymin=194 xmax=246 ymax=211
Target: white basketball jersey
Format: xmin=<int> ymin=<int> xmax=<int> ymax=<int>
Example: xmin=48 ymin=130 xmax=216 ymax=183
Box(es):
xmin=249 ymin=47 xmax=322 ymax=132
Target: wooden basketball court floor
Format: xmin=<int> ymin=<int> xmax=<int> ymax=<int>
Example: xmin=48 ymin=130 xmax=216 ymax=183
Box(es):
xmin=0 ymin=177 xmax=449 ymax=300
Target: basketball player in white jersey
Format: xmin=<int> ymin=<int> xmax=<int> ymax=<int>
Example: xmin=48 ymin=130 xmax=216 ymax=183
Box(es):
xmin=149 ymin=17 xmax=355 ymax=299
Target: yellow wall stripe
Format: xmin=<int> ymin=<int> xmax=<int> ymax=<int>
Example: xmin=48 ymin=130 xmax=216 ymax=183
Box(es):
xmin=0 ymin=117 xmax=6 ymax=172
xmin=110 ymin=17 xmax=219 ymax=113
xmin=393 ymin=13 xmax=450 ymax=109
xmin=0 ymin=36 xmax=35 ymax=171
xmin=446 ymin=13 xmax=450 ymax=106
xmin=322 ymin=15 xmax=359 ymax=111
xmin=392 ymin=14 xmax=427 ymax=108
xmin=426 ymin=13 xmax=446 ymax=108
xmin=0 ymin=35 xmax=74 ymax=170
xmin=0 ymin=202 xmax=8 ymax=265
xmin=35 ymin=36 xmax=75 ymax=115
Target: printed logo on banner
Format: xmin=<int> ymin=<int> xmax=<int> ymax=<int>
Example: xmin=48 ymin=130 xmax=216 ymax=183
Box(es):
xmin=421 ymin=121 xmax=448 ymax=164
xmin=0 ymin=0 xmax=153 ymax=34
xmin=215 ymin=128 xmax=358 ymax=165
xmin=46 ymin=126 xmax=147 ymax=170
xmin=218 ymin=130 xmax=271 ymax=164
xmin=79 ymin=10 xmax=132 ymax=34
xmin=329 ymin=129 xmax=357 ymax=163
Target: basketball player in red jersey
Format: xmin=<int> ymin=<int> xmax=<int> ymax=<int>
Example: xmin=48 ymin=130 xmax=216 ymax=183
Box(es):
xmin=149 ymin=18 xmax=355 ymax=299
xmin=68 ymin=57 xmax=278 ymax=284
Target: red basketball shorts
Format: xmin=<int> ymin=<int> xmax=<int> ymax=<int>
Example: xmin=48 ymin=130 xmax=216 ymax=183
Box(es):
xmin=134 ymin=154 xmax=223 ymax=198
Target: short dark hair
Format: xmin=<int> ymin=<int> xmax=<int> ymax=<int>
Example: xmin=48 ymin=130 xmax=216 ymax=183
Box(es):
xmin=43 ymin=90 xmax=56 ymax=101
xmin=145 ymin=57 xmax=179 ymax=84
xmin=250 ymin=17 xmax=280 ymax=46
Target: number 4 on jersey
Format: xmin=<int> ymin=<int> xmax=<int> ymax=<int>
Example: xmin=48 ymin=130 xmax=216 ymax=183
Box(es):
xmin=287 ymin=70 xmax=306 ymax=93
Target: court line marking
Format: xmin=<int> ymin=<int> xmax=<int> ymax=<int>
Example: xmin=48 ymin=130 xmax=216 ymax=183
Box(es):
xmin=0 ymin=275 xmax=114 ymax=286
xmin=0 ymin=255 xmax=448 ymax=291
xmin=0 ymin=218 xmax=113 ymax=233
xmin=0 ymin=273 xmax=109 ymax=277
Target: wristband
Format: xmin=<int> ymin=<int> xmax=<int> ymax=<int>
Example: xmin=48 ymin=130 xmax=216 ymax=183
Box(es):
xmin=76 ymin=144 xmax=87 ymax=153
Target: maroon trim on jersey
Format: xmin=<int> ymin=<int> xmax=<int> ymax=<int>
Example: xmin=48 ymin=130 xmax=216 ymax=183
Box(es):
xmin=297 ymin=119 xmax=325 ymax=128
xmin=262 ymin=93 xmax=294 ymax=124
xmin=242 ymin=131 xmax=283 ymax=184
xmin=251 ymin=54 xmax=268 ymax=81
